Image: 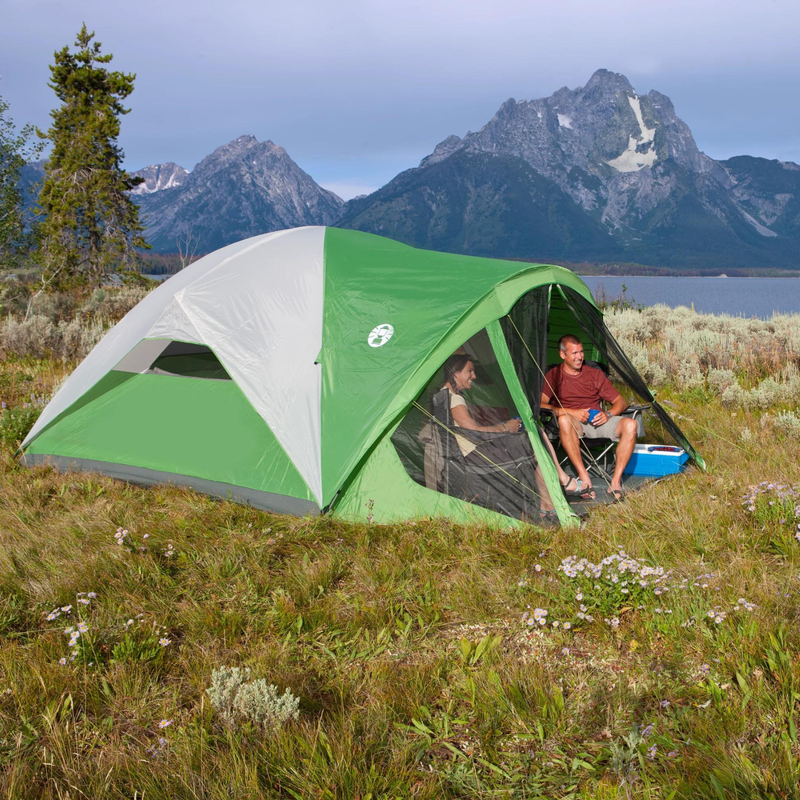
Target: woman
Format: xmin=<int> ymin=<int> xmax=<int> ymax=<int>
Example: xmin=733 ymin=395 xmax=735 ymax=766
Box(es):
xmin=443 ymin=354 xmax=589 ymax=516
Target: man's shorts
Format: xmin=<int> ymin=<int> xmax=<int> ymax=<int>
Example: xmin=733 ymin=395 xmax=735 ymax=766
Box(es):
xmin=571 ymin=415 xmax=625 ymax=440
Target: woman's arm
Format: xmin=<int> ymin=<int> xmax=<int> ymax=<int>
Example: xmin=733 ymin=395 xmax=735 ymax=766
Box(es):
xmin=451 ymin=404 xmax=521 ymax=433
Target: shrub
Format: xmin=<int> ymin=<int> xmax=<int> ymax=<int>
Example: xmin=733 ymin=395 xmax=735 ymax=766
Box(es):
xmin=0 ymin=403 xmax=43 ymax=449
xmin=707 ymin=368 xmax=737 ymax=394
xmin=206 ymin=666 xmax=300 ymax=732
xmin=773 ymin=410 xmax=800 ymax=440
xmin=0 ymin=315 xmax=59 ymax=359
xmin=606 ymin=307 xmax=800 ymax=401
xmin=0 ymin=313 xmax=108 ymax=361
xmin=79 ymin=287 xmax=150 ymax=322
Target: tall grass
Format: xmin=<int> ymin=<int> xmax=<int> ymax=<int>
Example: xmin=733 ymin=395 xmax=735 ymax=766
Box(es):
xmin=1 ymin=299 xmax=800 ymax=798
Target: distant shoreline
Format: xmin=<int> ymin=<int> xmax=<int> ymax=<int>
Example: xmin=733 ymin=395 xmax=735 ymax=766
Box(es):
xmin=579 ymin=273 xmax=800 ymax=279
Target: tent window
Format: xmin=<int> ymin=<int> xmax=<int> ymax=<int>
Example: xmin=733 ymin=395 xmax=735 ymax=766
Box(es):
xmin=148 ymin=342 xmax=232 ymax=381
xmin=390 ymin=328 xmax=546 ymax=521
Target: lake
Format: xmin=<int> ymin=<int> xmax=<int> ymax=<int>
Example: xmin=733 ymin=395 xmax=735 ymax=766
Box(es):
xmin=579 ymin=276 xmax=800 ymax=318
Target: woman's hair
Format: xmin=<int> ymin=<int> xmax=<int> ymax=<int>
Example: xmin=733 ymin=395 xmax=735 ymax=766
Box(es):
xmin=443 ymin=354 xmax=473 ymax=392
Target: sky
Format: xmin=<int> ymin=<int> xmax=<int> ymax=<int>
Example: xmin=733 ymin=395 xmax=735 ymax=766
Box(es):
xmin=2 ymin=0 xmax=799 ymax=200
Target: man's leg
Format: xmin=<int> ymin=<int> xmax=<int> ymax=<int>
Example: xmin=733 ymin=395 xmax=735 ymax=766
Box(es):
xmin=610 ymin=417 xmax=637 ymax=492
xmin=557 ymin=413 xmax=592 ymax=489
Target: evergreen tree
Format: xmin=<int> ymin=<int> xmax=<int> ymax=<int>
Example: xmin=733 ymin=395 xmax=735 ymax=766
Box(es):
xmin=0 ymin=93 xmax=43 ymax=268
xmin=38 ymin=25 xmax=147 ymax=289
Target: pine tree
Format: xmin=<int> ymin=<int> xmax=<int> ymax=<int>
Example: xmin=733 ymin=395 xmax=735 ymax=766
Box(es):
xmin=38 ymin=24 xmax=147 ymax=289
xmin=0 ymin=94 xmax=43 ymax=268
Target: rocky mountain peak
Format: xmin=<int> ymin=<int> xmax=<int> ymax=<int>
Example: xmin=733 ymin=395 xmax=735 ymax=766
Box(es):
xmin=420 ymin=134 xmax=463 ymax=167
xmin=129 ymin=162 xmax=188 ymax=195
xmin=584 ymin=68 xmax=634 ymax=95
xmin=338 ymin=68 xmax=800 ymax=269
xmin=135 ymin=135 xmax=343 ymax=252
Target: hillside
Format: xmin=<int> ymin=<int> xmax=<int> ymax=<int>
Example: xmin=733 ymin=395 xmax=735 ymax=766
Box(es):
xmin=2 ymin=294 xmax=800 ymax=797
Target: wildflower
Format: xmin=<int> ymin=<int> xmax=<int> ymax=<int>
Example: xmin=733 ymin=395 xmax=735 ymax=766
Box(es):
xmin=77 ymin=621 xmax=89 ymax=633
xmin=58 ymin=657 xmax=67 ymax=666
xmin=125 ymin=619 xmax=134 ymax=627
xmin=60 ymin=605 xmax=72 ymax=613
xmin=561 ymin=647 xmax=570 ymax=656
xmin=699 ymin=664 xmax=710 ymax=676
xmin=63 ymin=626 xmax=74 ymax=635
xmin=642 ymin=723 xmax=654 ymax=738
xmin=87 ymin=592 xmax=97 ymax=598
xmin=159 ymin=637 xmax=171 ymax=647
xmin=77 ymin=598 xmax=90 ymax=605
xmin=46 ymin=610 xmax=60 ymax=621
xmin=158 ymin=719 xmax=172 ymax=729
xmin=552 ymin=620 xmax=560 ymax=628
xmin=659 ymin=700 xmax=671 ymax=708
xmin=143 ymin=534 xmax=150 ymax=539
xmin=668 ymin=750 xmax=678 ymax=759
xmin=563 ymin=622 xmax=571 ymax=630
xmin=647 ymin=745 xmax=657 ymax=759
xmin=575 ymin=592 xmax=583 ymax=601
xmin=534 ymin=564 xmax=542 ymax=572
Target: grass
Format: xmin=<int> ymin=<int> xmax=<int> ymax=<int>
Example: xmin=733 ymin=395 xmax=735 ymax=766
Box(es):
xmin=2 ymin=303 xmax=800 ymax=797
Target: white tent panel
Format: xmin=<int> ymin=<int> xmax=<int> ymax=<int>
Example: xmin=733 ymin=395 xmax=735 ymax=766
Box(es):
xmin=146 ymin=226 xmax=325 ymax=502
xmin=23 ymin=227 xmax=325 ymax=504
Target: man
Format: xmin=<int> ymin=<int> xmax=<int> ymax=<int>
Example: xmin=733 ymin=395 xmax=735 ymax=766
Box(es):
xmin=540 ymin=334 xmax=637 ymax=500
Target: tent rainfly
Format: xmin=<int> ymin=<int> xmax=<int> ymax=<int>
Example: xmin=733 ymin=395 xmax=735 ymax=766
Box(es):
xmin=21 ymin=227 xmax=702 ymax=528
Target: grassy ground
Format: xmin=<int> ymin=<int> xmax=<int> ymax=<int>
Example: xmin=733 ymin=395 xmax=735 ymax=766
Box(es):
xmin=2 ymin=324 xmax=800 ymax=798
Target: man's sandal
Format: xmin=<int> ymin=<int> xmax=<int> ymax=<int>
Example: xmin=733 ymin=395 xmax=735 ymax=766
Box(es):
xmin=606 ymin=487 xmax=626 ymax=502
xmin=561 ymin=476 xmax=594 ymax=500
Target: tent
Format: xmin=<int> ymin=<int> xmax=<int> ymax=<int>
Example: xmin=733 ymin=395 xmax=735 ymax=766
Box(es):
xmin=21 ymin=227 xmax=702 ymax=528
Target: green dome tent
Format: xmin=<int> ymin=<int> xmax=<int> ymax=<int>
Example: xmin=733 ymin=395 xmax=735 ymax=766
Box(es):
xmin=21 ymin=227 xmax=702 ymax=528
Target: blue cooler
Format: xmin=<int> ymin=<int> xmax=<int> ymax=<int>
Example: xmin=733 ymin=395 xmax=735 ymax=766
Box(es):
xmin=623 ymin=444 xmax=689 ymax=477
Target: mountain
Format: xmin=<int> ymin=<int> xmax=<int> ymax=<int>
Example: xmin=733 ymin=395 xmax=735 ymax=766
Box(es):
xmin=135 ymin=136 xmax=343 ymax=253
xmin=130 ymin=162 xmax=188 ymax=195
xmin=338 ymin=70 xmax=800 ymax=269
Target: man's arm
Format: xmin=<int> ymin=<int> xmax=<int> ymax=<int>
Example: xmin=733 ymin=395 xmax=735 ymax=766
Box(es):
xmin=540 ymin=391 xmax=591 ymax=424
xmin=588 ymin=365 xmax=627 ymax=424
xmin=589 ymin=393 xmax=627 ymax=426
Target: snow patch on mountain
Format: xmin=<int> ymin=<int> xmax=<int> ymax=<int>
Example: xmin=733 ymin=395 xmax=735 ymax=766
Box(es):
xmin=606 ymin=95 xmax=657 ymax=173
xmin=557 ymin=114 xmax=573 ymax=129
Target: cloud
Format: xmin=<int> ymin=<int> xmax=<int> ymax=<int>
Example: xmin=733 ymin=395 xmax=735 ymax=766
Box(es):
xmin=2 ymin=0 xmax=799 ymax=186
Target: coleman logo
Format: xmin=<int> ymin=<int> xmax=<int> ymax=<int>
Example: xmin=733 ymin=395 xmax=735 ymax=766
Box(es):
xmin=367 ymin=324 xmax=394 ymax=348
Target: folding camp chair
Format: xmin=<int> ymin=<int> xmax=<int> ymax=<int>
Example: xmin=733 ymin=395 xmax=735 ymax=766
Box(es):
xmin=429 ymin=389 xmax=540 ymax=520
xmin=540 ymin=362 xmax=648 ymax=485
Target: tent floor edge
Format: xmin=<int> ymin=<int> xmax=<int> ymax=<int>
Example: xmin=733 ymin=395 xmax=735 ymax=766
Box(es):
xmin=21 ymin=453 xmax=320 ymax=517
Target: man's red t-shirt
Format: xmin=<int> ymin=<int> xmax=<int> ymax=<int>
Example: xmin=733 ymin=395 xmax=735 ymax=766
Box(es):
xmin=542 ymin=364 xmax=620 ymax=410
